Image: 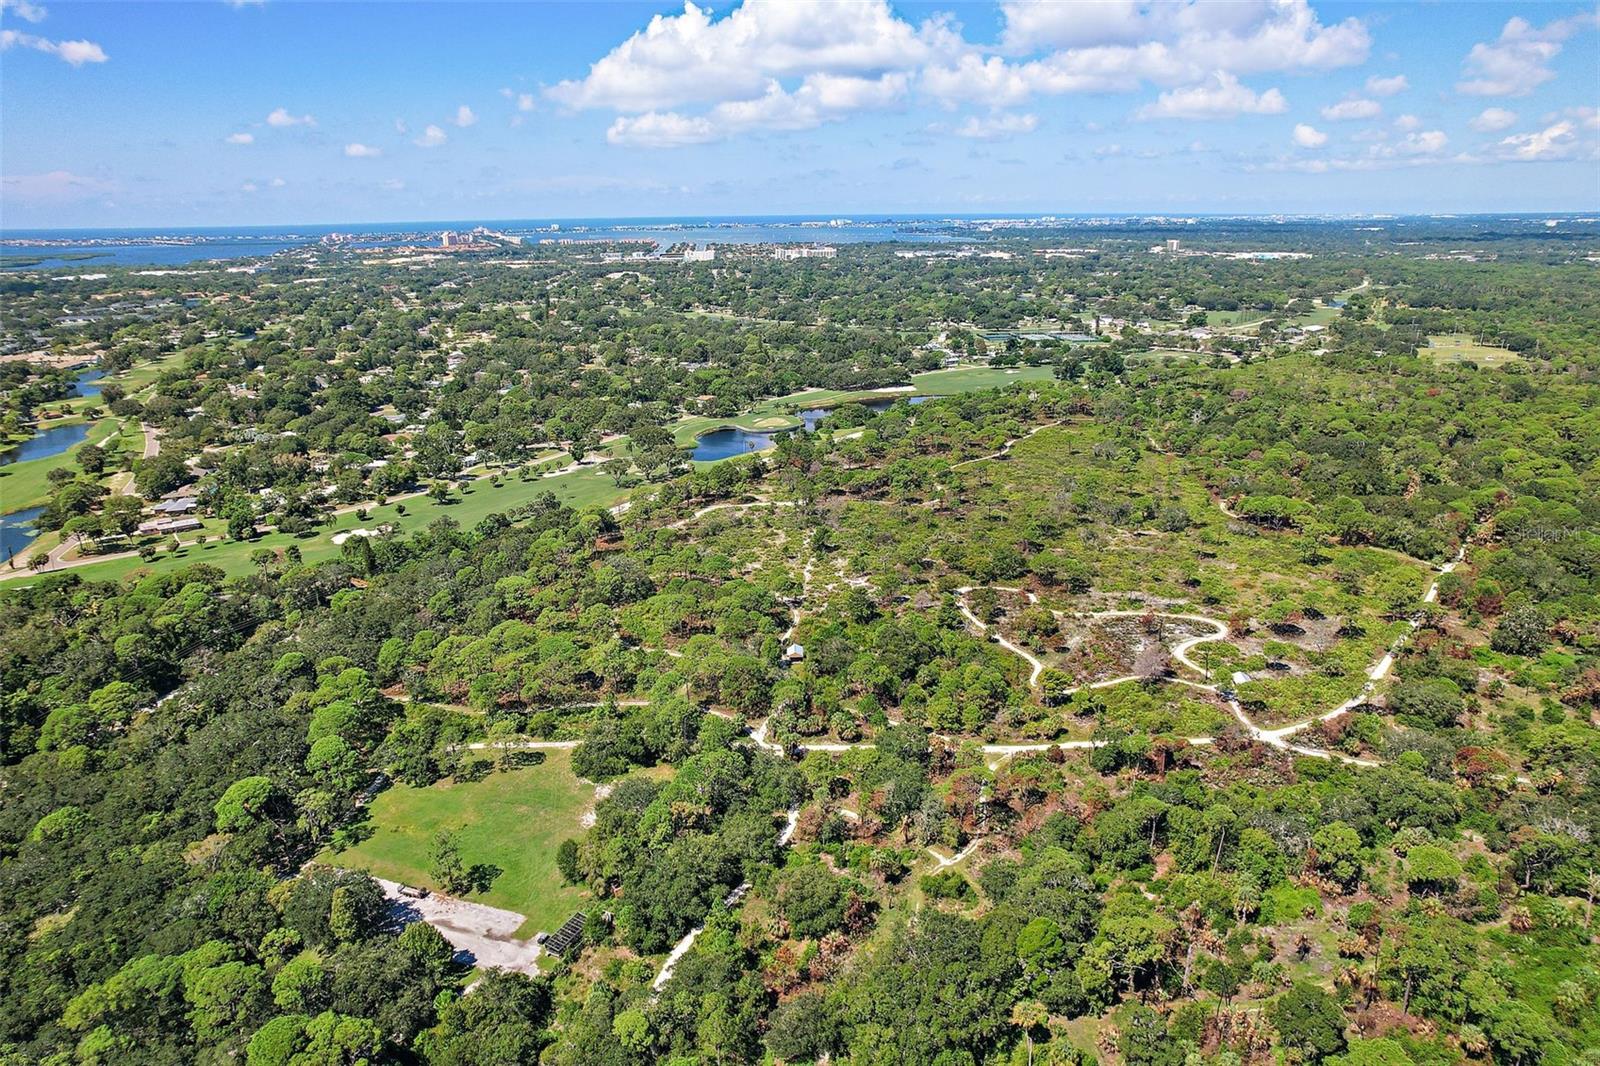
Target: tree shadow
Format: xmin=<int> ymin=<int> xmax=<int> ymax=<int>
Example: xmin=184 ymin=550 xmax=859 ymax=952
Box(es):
xmin=501 ymin=750 xmax=547 ymax=769
xmin=335 ymin=821 xmax=376 ymax=849
xmin=468 ymin=863 xmax=503 ymax=893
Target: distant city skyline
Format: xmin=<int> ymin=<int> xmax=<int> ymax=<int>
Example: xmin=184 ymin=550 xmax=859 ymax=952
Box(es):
xmin=2 ymin=0 xmax=1597 ymax=228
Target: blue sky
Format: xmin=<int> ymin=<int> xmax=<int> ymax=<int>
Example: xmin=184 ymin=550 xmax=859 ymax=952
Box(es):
xmin=2 ymin=0 xmax=1596 ymax=228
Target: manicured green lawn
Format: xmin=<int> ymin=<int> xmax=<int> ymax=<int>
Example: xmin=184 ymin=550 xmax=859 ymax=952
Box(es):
xmin=671 ymin=386 xmax=909 ymax=446
xmin=0 ymin=465 xmax=628 ymax=586
xmin=30 ymin=349 xmax=195 ymax=420
xmin=908 ymin=364 xmax=1055 ymax=392
xmin=328 ymin=749 xmax=593 ymax=938
xmin=1423 ymin=334 xmax=1522 ymax=367
xmin=0 ymin=418 xmax=137 ymax=512
xmin=671 ymin=364 xmax=1058 ymax=446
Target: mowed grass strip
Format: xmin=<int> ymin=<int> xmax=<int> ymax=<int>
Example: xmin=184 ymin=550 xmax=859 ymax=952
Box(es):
xmin=330 ymin=749 xmax=593 ymax=939
xmin=670 ymin=364 xmax=1058 ymax=446
xmin=0 ymin=464 xmax=627 ymax=586
xmin=908 ymin=363 xmax=1055 ymax=392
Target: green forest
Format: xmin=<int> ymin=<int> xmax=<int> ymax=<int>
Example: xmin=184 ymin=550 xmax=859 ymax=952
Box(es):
xmin=1 ymin=217 xmax=1597 ymax=1066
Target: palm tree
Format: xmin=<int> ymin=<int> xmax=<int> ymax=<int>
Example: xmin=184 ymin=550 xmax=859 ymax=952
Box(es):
xmin=1010 ymin=1000 xmax=1048 ymax=1066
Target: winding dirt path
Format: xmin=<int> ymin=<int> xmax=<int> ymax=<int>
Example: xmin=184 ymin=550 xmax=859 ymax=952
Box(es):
xmin=951 ymin=420 xmax=1062 ymax=469
xmin=651 ymin=806 xmax=798 ymax=994
xmin=927 ymin=839 xmax=981 ymax=869
xmin=647 ymin=489 xmax=1478 ymax=990
xmin=667 ymin=498 xmax=795 ymax=530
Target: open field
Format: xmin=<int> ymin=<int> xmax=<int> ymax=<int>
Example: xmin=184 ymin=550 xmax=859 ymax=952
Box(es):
xmin=1423 ymin=333 xmax=1522 ymax=367
xmin=329 ymin=749 xmax=593 ymax=939
xmin=1203 ymin=309 xmax=1269 ymax=328
xmin=1290 ymin=301 xmax=1342 ymax=327
xmin=1126 ymin=347 xmax=1209 ymax=364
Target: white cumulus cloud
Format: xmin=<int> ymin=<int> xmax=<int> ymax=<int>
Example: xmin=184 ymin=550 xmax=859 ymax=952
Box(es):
xmin=225 ymin=132 xmax=254 ymax=145
xmin=552 ymin=0 xmax=1368 ymax=146
xmin=608 ymin=70 xmax=910 ymax=146
xmin=1321 ymin=97 xmax=1380 ymax=121
xmin=931 ymin=0 xmax=1368 ymax=107
xmin=1457 ymin=12 xmax=1597 ymax=97
xmin=953 ymin=112 xmax=1039 ymax=140
xmin=1470 ymin=107 xmax=1518 ymax=132
xmin=607 ymin=111 xmax=718 ymax=148
xmin=344 ymin=142 xmax=382 ymax=158
xmin=551 ymin=0 xmax=954 ymax=113
xmin=0 ymin=28 xmax=107 ymax=65
xmin=994 ymin=0 xmax=1368 ymax=67
xmin=1498 ymin=120 xmax=1577 ymax=160
xmin=1292 ymin=123 xmax=1328 ymax=148
xmin=266 ymin=107 xmax=315 ymax=127
xmin=1364 ymin=73 xmax=1408 ymax=96
xmin=0 ymin=0 xmax=48 ymax=23
xmin=414 ymin=124 xmax=447 ymax=148
xmin=1398 ymin=129 xmax=1448 ymax=155
xmin=454 ymin=104 xmax=477 ymax=127
xmin=501 ymin=88 xmax=537 ymax=113
xmin=1136 ymin=72 xmax=1286 ymax=120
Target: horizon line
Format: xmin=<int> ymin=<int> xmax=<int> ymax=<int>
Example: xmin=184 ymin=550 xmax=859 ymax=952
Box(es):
xmin=6 ymin=208 xmax=1599 ymax=235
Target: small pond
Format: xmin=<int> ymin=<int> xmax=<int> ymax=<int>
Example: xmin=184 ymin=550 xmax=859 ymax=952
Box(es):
xmin=0 ymin=421 xmax=91 ymax=466
xmin=73 ymin=368 xmax=107 ymax=398
xmin=691 ymin=395 xmax=932 ymax=461
xmin=0 ymin=505 xmax=46 ymax=563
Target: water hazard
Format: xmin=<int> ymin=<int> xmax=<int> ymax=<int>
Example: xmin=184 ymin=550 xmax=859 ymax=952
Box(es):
xmin=690 ymin=395 xmax=931 ymax=461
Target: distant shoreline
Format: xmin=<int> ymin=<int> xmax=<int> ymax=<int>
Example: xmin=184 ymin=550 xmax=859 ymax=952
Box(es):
xmin=7 ymin=210 xmax=1596 ymax=240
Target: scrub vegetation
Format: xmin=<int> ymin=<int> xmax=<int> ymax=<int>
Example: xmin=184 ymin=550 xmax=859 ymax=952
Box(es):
xmin=2 ymin=217 xmax=1597 ymax=1066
